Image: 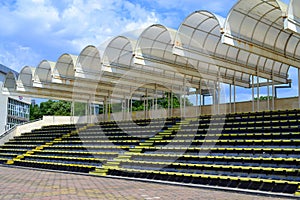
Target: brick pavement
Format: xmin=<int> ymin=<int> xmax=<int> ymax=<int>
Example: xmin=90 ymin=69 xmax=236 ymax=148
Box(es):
xmin=0 ymin=166 xmax=293 ymax=200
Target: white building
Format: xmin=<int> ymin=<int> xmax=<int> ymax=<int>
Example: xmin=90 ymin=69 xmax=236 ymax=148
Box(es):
xmin=0 ymin=64 xmax=30 ymax=134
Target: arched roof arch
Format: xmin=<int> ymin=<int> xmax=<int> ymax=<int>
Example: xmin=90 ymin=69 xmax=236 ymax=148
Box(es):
xmin=176 ymin=10 xmax=249 ymax=86
xmin=76 ymin=45 xmax=102 ymax=74
xmin=18 ymin=66 xmax=35 ymax=87
xmin=3 ymin=72 xmax=17 ymax=90
xmin=175 ymin=10 xmax=289 ymax=85
xmin=102 ymin=35 xmax=182 ymax=98
xmin=285 ymin=0 xmax=300 ymax=34
xmin=53 ymin=53 xmax=77 ymax=80
xmin=34 ymin=60 xmax=55 ymax=83
xmin=222 ymin=0 xmax=300 ymax=69
xmin=134 ymin=24 xmax=229 ymax=89
xmin=135 ymin=24 xmax=177 ymax=63
xmin=104 ymin=35 xmax=189 ymax=94
xmin=103 ymin=36 xmax=136 ymax=73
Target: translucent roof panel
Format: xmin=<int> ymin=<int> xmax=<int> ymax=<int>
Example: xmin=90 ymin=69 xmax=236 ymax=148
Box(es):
xmin=136 ymin=24 xmax=251 ymax=87
xmin=53 ymin=54 xmax=77 ymax=79
xmin=103 ymin=36 xmax=134 ymax=73
xmin=136 ymin=24 xmax=178 ymax=63
xmin=223 ymin=0 xmax=300 ymax=69
xmin=290 ymin=0 xmax=300 ymax=20
xmin=18 ymin=66 xmax=35 ymax=87
xmin=284 ymin=0 xmax=300 ymax=35
xmin=103 ymin=36 xmax=186 ymax=94
xmin=179 ymin=10 xmax=289 ymax=83
xmin=34 ymin=60 xmax=55 ymax=83
xmin=77 ymin=45 xmax=102 ymax=73
xmin=3 ymin=72 xmax=17 ymax=89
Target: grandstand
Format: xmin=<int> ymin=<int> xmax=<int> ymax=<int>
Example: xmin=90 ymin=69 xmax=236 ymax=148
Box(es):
xmin=1 ymin=0 xmax=300 ymax=198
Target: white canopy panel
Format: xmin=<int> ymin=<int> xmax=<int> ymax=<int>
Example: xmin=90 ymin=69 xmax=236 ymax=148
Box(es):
xmin=222 ymin=0 xmax=300 ymax=70
xmin=175 ymin=10 xmax=288 ymax=85
xmin=285 ymin=0 xmax=300 ymax=34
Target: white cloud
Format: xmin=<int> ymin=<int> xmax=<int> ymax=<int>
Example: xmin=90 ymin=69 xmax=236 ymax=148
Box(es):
xmin=0 ymin=43 xmax=41 ymax=71
xmin=0 ymin=0 xmax=161 ymax=69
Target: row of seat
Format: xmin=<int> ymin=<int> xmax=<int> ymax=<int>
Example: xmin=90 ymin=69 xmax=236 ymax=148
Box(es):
xmin=108 ymin=167 xmax=299 ymax=194
xmin=1 ymin=109 xmax=300 ymax=196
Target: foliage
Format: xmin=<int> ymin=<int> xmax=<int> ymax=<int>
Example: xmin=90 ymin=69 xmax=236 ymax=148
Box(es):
xmin=73 ymin=102 xmax=87 ymax=116
xmin=30 ymin=100 xmax=71 ymax=120
xmin=254 ymin=96 xmax=273 ymax=101
xmin=112 ymin=92 xmax=192 ymax=112
xmin=30 ymin=94 xmax=193 ymax=119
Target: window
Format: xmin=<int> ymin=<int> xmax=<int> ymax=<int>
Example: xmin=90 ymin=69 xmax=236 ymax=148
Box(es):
xmin=6 ymin=98 xmax=30 ymax=130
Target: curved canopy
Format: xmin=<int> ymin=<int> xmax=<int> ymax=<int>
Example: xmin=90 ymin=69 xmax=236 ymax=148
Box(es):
xmin=222 ymin=0 xmax=299 ymax=70
xmin=285 ymin=0 xmax=300 ymax=34
xmin=76 ymin=45 xmax=102 ymax=75
xmin=103 ymin=36 xmax=134 ymax=73
xmin=136 ymin=24 xmax=202 ymax=89
xmin=103 ymin=35 xmax=187 ymax=97
xmin=18 ymin=66 xmax=35 ymax=87
xmin=34 ymin=60 xmax=55 ymax=83
xmin=176 ymin=10 xmax=290 ymax=85
xmin=136 ymin=24 xmax=248 ymax=87
xmin=3 ymin=72 xmax=17 ymax=90
xmin=53 ymin=54 xmax=77 ymax=80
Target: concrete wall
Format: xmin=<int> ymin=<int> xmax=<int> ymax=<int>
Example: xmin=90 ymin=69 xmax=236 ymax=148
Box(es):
xmin=0 ymin=115 xmax=98 ymax=145
xmin=104 ymin=97 xmax=300 ymax=120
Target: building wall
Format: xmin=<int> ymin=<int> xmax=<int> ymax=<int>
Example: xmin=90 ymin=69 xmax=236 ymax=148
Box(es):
xmin=0 ymin=75 xmax=31 ymax=134
xmin=0 ymin=83 xmax=8 ymax=134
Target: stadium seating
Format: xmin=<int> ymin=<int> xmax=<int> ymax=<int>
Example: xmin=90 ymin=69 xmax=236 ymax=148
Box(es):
xmin=0 ymin=110 xmax=300 ymax=196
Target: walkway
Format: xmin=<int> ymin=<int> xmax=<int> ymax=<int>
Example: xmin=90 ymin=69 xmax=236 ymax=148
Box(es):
xmin=0 ymin=166 xmax=292 ymax=200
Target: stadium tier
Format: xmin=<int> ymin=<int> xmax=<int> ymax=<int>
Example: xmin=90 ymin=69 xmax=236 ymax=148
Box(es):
xmin=0 ymin=110 xmax=300 ymax=197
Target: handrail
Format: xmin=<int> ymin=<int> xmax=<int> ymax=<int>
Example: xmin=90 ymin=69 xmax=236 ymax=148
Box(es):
xmin=0 ymin=125 xmax=17 ymax=140
xmin=0 ymin=118 xmax=42 ymax=139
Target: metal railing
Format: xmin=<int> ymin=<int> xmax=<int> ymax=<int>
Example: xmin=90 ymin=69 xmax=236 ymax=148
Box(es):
xmin=0 ymin=118 xmax=42 ymax=140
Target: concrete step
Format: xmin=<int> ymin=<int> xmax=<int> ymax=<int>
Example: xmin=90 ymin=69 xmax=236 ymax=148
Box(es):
xmin=139 ymin=142 xmax=153 ymax=146
xmin=89 ymin=171 xmax=107 ymax=176
xmin=129 ymin=148 xmax=142 ymax=153
xmin=6 ymin=160 xmax=14 ymax=165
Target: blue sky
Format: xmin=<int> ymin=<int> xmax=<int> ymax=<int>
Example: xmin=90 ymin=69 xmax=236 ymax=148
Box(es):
xmin=0 ymin=0 xmax=296 ymax=104
xmin=0 ymin=0 xmax=245 ymax=71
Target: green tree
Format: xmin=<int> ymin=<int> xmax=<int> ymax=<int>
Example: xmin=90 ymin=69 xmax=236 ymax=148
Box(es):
xmin=30 ymin=95 xmax=193 ymax=120
xmin=130 ymin=92 xmax=192 ymax=111
xmin=30 ymin=100 xmax=71 ymax=120
xmin=29 ymin=104 xmax=42 ymax=120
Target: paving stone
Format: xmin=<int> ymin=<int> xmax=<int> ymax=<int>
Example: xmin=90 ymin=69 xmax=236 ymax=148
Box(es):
xmin=0 ymin=166 xmax=293 ymax=200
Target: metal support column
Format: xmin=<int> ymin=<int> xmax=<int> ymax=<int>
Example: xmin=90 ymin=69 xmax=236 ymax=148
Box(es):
xmin=229 ymin=84 xmax=232 ymax=113
xmin=217 ymin=68 xmax=221 ymax=114
xmin=252 ymin=75 xmax=255 ymax=112
xmin=171 ymin=86 xmax=174 ymax=117
xmin=104 ymin=97 xmax=107 ymax=121
xmin=213 ymin=81 xmax=216 ymax=114
xmin=217 ymin=81 xmax=220 ymax=114
xmin=199 ymin=80 xmax=202 ymax=116
xmin=233 ymin=78 xmax=236 ymax=113
xmin=183 ymin=76 xmax=186 ymax=118
xmin=127 ymin=98 xmax=130 ymax=121
xmin=108 ymin=93 xmax=111 ymax=121
xmin=146 ymin=89 xmax=148 ymax=119
xmin=168 ymin=92 xmax=171 ymax=117
xmin=272 ymin=73 xmax=275 ymax=110
xmin=298 ymin=69 xmax=300 ymax=108
xmin=257 ymin=75 xmax=260 ymax=112
xmin=196 ymin=88 xmax=198 ymax=117
xmin=267 ymin=79 xmax=270 ymax=111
